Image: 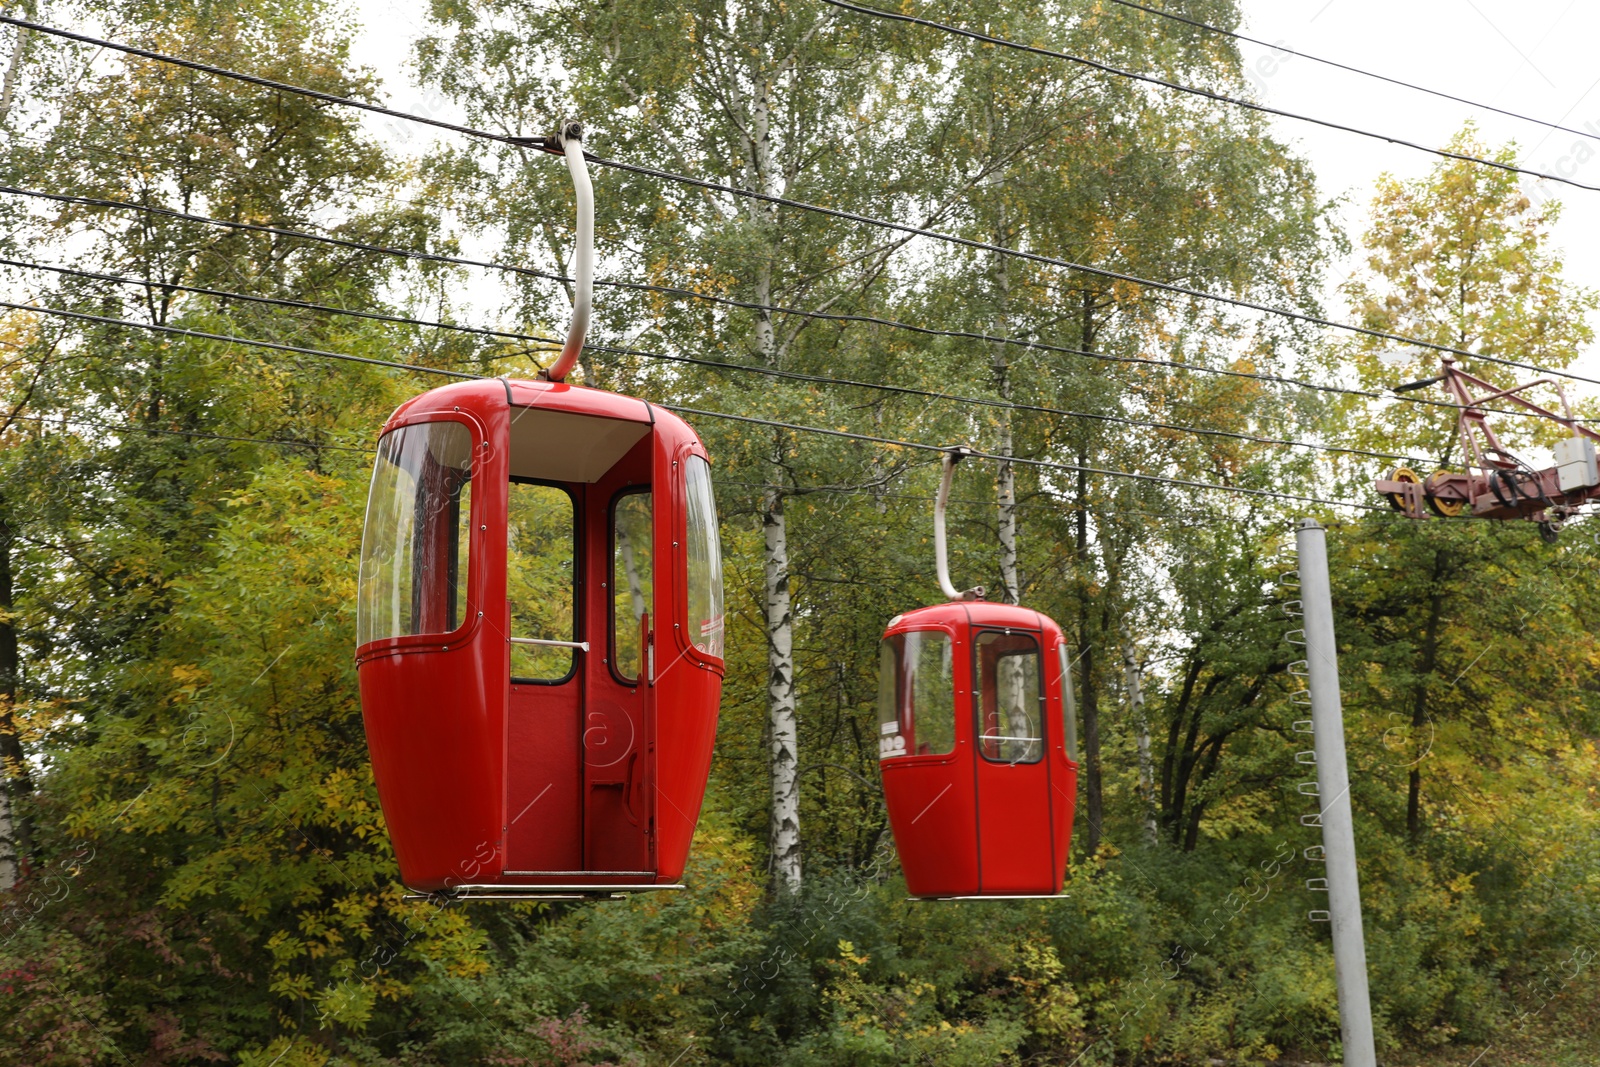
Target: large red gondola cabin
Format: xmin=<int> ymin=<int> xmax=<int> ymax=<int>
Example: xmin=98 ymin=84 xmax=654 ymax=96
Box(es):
xmin=354 ymin=123 xmax=725 ymax=898
xmin=877 ymin=451 xmax=1078 ymax=899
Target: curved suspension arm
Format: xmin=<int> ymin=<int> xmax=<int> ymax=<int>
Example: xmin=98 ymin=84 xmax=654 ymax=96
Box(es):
xmin=935 ymin=447 xmax=982 ymax=601
xmin=543 ymin=120 xmax=593 ymax=384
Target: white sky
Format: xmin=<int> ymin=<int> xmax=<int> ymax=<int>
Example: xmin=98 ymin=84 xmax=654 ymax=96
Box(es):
xmin=343 ymin=0 xmax=1600 ymax=377
xmin=1238 ymin=0 xmax=1600 ymax=373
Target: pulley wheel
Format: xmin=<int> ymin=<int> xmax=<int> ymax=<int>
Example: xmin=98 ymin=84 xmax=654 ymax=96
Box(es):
xmin=1385 ymin=467 xmax=1422 ymax=512
xmin=1424 ymin=471 xmax=1465 ymax=517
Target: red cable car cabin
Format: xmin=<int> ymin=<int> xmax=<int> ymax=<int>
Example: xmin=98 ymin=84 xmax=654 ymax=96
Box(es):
xmin=878 ymin=603 xmax=1078 ymax=898
xmin=875 ymin=448 xmax=1078 ymax=899
xmin=355 ymin=377 xmax=726 ymax=897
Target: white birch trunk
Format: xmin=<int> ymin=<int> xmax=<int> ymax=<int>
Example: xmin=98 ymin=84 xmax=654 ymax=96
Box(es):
xmin=749 ymin=50 xmax=801 ymax=892
xmin=991 ymin=224 xmax=1019 ymax=606
xmin=995 ymin=394 xmax=1018 ymax=606
xmin=764 ymin=488 xmax=801 ymax=891
xmin=0 ymin=25 xmax=25 ymax=127
xmin=991 ymin=234 xmax=1024 ymax=743
xmin=748 ymin=23 xmax=780 ymax=364
xmin=1122 ymin=623 xmax=1158 ymax=842
xmin=0 ymin=504 xmax=20 ymax=889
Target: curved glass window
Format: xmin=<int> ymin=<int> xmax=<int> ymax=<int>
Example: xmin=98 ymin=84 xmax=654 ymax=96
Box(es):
xmin=1055 ymin=643 xmax=1079 ymax=762
xmin=357 ymin=421 xmax=475 ymax=646
xmin=685 ymin=456 xmax=725 ymax=659
xmin=611 ymin=490 xmax=653 ymax=683
xmin=877 ymin=631 xmax=955 ymax=759
xmin=975 ymin=631 xmax=1043 ymax=764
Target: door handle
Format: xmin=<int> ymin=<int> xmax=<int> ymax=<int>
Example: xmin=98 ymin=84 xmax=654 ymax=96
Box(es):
xmin=641 ymin=610 xmax=654 ymax=686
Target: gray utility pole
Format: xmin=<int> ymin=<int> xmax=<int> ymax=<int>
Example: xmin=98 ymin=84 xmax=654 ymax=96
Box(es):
xmin=1296 ymin=519 xmax=1377 ymax=1067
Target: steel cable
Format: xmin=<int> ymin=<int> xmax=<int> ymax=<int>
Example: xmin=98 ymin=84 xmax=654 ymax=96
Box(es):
xmin=6 ymin=14 xmax=1599 ymax=394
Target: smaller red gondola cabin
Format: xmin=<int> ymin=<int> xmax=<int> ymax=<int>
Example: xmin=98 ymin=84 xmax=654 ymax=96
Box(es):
xmin=877 ymin=451 xmax=1078 ymax=899
xmin=354 ymin=121 xmax=725 ymax=898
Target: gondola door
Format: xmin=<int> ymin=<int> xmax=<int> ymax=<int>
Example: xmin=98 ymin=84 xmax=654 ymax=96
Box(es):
xmin=578 ymin=438 xmax=655 ymax=877
xmin=504 ymin=475 xmax=586 ymax=874
xmin=502 ymin=426 xmax=657 ymax=880
xmin=971 ymin=628 xmax=1057 ymax=893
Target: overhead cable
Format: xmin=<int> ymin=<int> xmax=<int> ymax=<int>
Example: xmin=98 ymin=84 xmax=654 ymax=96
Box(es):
xmin=560 ymin=158 xmax=1600 ymax=393
xmin=715 ymin=476 xmax=1320 ymax=526
xmin=0 ymin=410 xmax=1336 ymax=523
xmin=11 ymin=183 xmax=1167 ymax=384
xmin=818 ymin=0 xmax=1600 ymax=192
xmin=2 ymin=185 xmax=1580 ymax=431
xmin=0 ymin=416 xmax=1372 ymax=529
xmin=3 ymin=410 xmax=372 ymax=453
xmin=0 ymin=299 xmax=1378 ymax=511
xmin=7 ymin=17 xmax=1598 ymax=393
xmin=1102 ymin=0 xmax=1600 ymax=145
xmin=1 ymin=257 xmax=564 ymax=350
xmin=660 ymin=405 xmax=1384 ymax=513
xmin=0 ymin=300 xmax=479 ymax=380
xmin=3 ymin=257 xmax=1432 ymax=465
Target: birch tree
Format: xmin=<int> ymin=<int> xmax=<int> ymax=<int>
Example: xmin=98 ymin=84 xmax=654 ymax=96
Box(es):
xmin=1120 ymin=620 xmax=1157 ymax=843
xmin=0 ymin=490 xmax=22 ymax=890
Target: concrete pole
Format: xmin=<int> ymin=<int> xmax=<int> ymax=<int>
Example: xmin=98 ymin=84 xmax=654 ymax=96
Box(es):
xmin=1296 ymin=519 xmax=1377 ymax=1067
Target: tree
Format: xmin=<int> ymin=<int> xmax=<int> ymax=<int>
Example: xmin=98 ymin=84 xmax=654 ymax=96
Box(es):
xmin=1333 ymin=127 xmax=1597 ymax=844
xmin=1334 ymin=124 xmax=1597 ymax=470
xmin=9 ymin=3 xmax=1600 ymax=1063
xmin=0 ymin=0 xmax=490 ymax=1057
xmin=885 ymin=0 xmax=1328 ymax=857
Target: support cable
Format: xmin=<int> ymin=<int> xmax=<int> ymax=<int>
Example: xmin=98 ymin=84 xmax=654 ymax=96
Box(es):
xmin=3 ymin=186 xmax=1580 ymax=430
xmin=555 ymin=160 xmax=1600 ymax=391
xmin=0 ymin=299 xmax=1380 ymax=511
xmin=0 ymin=415 xmax=1476 ymax=527
xmin=0 ymin=300 xmax=479 ymax=380
xmin=5 ymin=16 xmax=1598 ymax=390
xmin=817 ymin=0 xmax=1600 ymax=193
xmin=2 ymin=257 xmax=1433 ymax=465
xmin=0 ymin=418 xmax=1392 ymax=532
xmin=0 ymin=409 xmax=1337 ymax=522
xmin=660 ymin=405 xmax=1386 ymax=512
xmin=2 ymin=411 xmax=371 ymax=453
xmin=1102 ymin=0 xmax=1600 ymax=145
xmin=717 ymin=476 xmax=1360 ymax=525
xmin=1 ymin=257 xmax=564 ymax=349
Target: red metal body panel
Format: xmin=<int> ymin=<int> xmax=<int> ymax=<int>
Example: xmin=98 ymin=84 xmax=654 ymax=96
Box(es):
xmin=880 ymin=602 xmax=1076 ymax=898
xmin=358 ymin=643 xmax=499 ymax=886
xmin=506 ymin=683 xmax=582 ymax=871
xmin=356 ymin=379 xmax=722 ymax=892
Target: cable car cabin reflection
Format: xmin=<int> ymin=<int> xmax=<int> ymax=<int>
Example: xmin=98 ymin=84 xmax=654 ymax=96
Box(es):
xmin=355 ymin=378 xmax=725 ymax=895
xmin=878 ymin=603 xmax=1078 ymax=899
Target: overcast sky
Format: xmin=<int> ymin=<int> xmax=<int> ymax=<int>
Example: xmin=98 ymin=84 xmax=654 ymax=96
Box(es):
xmin=345 ymin=0 xmax=1600 ymax=372
xmin=1240 ymin=0 xmax=1600 ymax=370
